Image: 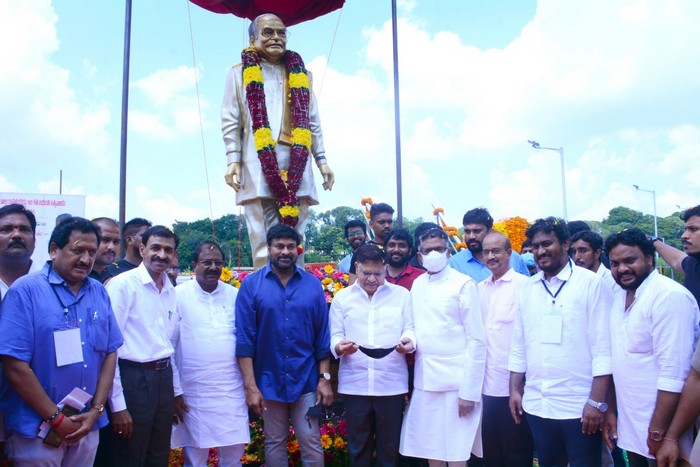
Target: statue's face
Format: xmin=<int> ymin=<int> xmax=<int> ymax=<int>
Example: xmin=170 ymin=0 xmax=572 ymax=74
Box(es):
xmin=250 ymin=15 xmax=287 ymax=63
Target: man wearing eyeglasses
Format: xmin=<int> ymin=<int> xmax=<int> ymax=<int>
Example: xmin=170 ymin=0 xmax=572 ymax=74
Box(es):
xmin=330 ymin=243 xmax=414 ymax=466
xmin=477 ymin=232 xmax=533 ymax=466
xmin=338 ymin=220 xmax=367 ymax=273
xmin=170 ymin=241 xmax=249 ymax=465
xmin=400 ymin=228 xmax=485 ymax=466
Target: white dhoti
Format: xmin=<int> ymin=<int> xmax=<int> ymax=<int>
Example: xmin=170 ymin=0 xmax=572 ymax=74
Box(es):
xmin=400 ymin=388 xmax=482 ymax=462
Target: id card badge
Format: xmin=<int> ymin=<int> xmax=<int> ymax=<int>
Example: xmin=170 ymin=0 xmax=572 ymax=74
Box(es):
xmin=54 ymin=328 xmax=84 ymax=366
xmin=541 ymin=314 xmax=563 ymax=344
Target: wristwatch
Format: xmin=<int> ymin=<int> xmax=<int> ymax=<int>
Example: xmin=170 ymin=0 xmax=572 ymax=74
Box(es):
xmin=649 ymin=236 xmax=661 ymax=244
xmin=586 ymin=398 xmax=608 ymax=413
xmin=649 ymin=430 xmax=665 ymax=442
xmin=91 ymin=403 xmax=105 ymax=415
xmin=319 ymin=372 xmax=331 ymax=382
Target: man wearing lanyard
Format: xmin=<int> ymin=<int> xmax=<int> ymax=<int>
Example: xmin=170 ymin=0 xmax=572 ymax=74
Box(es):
xmin=509 ymin=217 xmax=612 ymax=466
xmin=384 ymin=228 xmax=424 ymax=290
xmin=101 ymin=225 xmax=183 ymax=466
xmin=0 ymin=217 xmax=123 ymax=465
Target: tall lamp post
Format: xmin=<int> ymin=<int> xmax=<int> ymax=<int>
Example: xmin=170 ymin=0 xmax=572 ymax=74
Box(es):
xmin=527 ymin=140 xmax=568 ymax=221
xmin=633 ymin=184 xmax=658 ymax=239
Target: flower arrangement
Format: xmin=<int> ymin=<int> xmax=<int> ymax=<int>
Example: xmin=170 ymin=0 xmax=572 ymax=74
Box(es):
xmin=309 ymin=263 xmax=349 ymax=303
xmin=432 ymin=207 xmax=467 ymax=252
xmin=220 ymin=266 xmax=250 ymax=288
xmin=242 ymin=46 xmax=312 ymax=227
xmin=361 ymin=197 xmax=373 ymax=219
xmin=492 ymin=216 xmax=529 ymax=253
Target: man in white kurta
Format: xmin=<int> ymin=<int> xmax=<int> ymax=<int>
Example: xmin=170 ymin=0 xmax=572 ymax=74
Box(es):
xmin=221 ymin=13 xmax=334 ymax=269
xmin=171 ymin=241 xmax=249 ymax=466
xmin=400 ymin=228 xmax=485 ymax=465
xmin=603 ymin=229 xmax=699 ymax=465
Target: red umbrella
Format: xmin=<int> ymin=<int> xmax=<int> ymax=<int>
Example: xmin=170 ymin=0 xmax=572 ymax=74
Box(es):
xmin=190 ymin=0 xmax=345 ymax=26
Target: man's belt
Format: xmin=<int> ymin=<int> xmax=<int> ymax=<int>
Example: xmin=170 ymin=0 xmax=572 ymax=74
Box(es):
xmin=119 ymin=358 xmax=170 ymax=371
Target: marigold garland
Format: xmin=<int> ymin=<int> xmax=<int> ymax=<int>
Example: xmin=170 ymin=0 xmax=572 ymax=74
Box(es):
xmin=492 ymin=216 xmax=529 ymax=253
xmin=242 ymin=47 xmax=312 ymax=227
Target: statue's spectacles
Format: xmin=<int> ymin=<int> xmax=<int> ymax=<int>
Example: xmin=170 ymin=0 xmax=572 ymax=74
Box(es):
xmin=261 ymin=28 xmax=287 ymax=39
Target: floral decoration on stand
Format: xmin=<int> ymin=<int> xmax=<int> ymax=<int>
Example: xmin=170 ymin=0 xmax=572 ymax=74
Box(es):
xmin=309 ymin=264 xmax=349 ymax=303
xmin=242 ymin=46 xmax=312 ymax=227
xmin=220 ymin=266 xmax=250 ymax=288
xmin=432 ymin=207 xmax=467 ymax=252
xmin=492 ymin=216 xmax=529 ymax=253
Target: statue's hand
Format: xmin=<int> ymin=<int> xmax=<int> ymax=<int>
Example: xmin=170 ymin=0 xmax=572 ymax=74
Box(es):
xmin=225 ymin=162 xmax=242 ymax=192
xmin=319 ymin=163 xmax=334 ymax=191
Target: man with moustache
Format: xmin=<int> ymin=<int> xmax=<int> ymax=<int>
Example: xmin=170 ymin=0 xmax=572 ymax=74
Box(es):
xmin=0 ymin=204 xmax=41 ymax=455
xmin=89 ymin=217 xmax=120 ymax=282
xmin=368 ymin=203 xmax=394 ymax=247
xmin=509 ymin=217 xmax=612 ymax=466
xmin=338 ymin=220 xmax=367 ymax=273
xmin=101 ymin=217 xmax=151 ymax=283
xmin=171 ymin=241 xmax=249 ymax=465
xmin=384 ymin=227 xmax=424 ymax=290
xmin=653 ymin=205 xmax=700 ymax=306
xmin=602 ymin=229 xmax=699 ymax=466
xmin=0 ymin=217 xmax=123 ymax=465
xmin=101 ymin=225 xmax=183 ymax=466
xmin=235 ymin=224 xmax=332 ymax=466
xmin=478 ymin=231 xmax=533 ymax=466
xmin=571 ymin=230 xmax=616 ymax=290
xmin=449 ymin=207 xmax=529 ymax=282
xmin=400 ymin=228 xmax=485 ymax=465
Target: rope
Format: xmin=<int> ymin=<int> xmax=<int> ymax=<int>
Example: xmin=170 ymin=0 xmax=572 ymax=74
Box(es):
xmin=185 ymin=0 xmax=217 ymax=242
xmin=317 ymin=5 xmax=344 ymax=102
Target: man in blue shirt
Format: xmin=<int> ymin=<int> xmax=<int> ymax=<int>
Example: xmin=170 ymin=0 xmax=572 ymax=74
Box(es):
xmin=449 ymin=207 xmax=530 ymax=282
xmin=236 ymin=224 xmax=332 ymax=467
xmin=0 ymin=217 xmax=123 ymax=465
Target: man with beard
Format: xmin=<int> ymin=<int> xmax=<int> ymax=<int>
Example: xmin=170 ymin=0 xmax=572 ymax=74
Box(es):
xmin=400 ymin=228 xmax=485 ymax=465
xmin=571 ymin=230 xmax=616 ymax=290
xmin=171 ymin=241 xmax=249 ymax=465
xmin=449 ymin=207 xmax=529 ymax=282
xmin=602 ymin=229 xmax=699 ymax=466
xmin=509 ymin=217 xmax=612 ymax=466
xmin=0 ymin=217 xmax=123 ymax=465
xmin=385 ymin=228 xmax=424 ymax=290
xmin=89 ymin=218 xmax=120 ymax=282
xmin=101 ymin=217 xmax=151 ymax=283
xmin=338 ymin=220 xmax=366 ymax=273
xmin=100 ymin=226 xmax=183 ymax=465
xmin=235 ymin=224 xmax=332 ymax=466
xmin=652 ymin=205 xmax=700 ymax=306
xmin=478 ymin=232 xmax=534 ymax=466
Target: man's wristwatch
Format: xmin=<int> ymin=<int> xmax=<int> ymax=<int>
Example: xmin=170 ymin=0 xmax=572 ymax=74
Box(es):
xmin=91 ymin=403 xmax=105 ymax=415
xmin=649 ymin=429 xmax=665 ymax=442
xmin=649 ymin=236 xmax=661 ymax=244
xmin=586 ymin=398 xmax=608 ymax=413
xmin=319 ymin=372 xmax=331 ymax=382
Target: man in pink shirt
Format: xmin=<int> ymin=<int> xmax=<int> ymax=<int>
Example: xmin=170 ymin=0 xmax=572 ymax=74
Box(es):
xmin=478 ymin=231 xmax=534 ymax=466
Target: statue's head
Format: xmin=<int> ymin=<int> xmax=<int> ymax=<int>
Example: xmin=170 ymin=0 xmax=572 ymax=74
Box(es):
xmin=249 ymin=14 xmax=287 ymax=63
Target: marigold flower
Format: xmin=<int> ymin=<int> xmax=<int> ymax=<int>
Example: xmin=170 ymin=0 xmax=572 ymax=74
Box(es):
xmin=289 ymin=71 xmax=310 ymax=89
xmin=432 ymin=207 xmax=444 ymax=215
xmin=243 ymin=65 xmax=264 ymax=84
xmin=291 ymin=127 xmax=312 ymax=149
xmin=253 ymin=127 xmax=275 ymax=151
xmin=279 ymin=205 xmax=300 ymax=218
xmin=361 ymin=197 xmax=373 ymax=206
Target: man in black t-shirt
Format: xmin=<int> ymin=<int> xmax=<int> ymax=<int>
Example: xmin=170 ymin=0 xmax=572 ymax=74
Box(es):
xmin=653 ymin=205 xmax=700 ymax=306
xmin=100 ymin=218 xmax=151 ymax=284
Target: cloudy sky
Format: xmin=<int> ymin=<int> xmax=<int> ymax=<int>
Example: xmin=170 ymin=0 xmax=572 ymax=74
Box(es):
xmin=2 ymin=0 xmax=699 ymax=229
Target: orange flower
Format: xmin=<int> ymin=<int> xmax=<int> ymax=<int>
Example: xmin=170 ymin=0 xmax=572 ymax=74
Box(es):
xmin=361 ymin=197 xmax=373 ymax=206
xmin=432 ymin=207 xmax=444 ymax=216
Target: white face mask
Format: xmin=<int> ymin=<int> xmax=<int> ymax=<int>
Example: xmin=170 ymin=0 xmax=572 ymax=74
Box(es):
xmin=422 ymin=250 xmax=449 ymax=273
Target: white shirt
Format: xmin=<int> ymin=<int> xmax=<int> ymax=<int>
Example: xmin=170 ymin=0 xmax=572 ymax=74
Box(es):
xmin=478 ymin=268 xmax=529 ymax=397
xmin=171 ymin=279 xmax=249 ymax=449
xmin=509 ymin=260 xmax=612 ymax=419
xmin=611 ymin=270 xmax=700 ymax=458
xmin=596 ymin=263 xmax=618 ymax=292
xmin=106 ymin=263 xmax=181 ymax=412
xmin=330 ymin=281 xmax=413 ymax=396
xmin=411 ymin=266 xmax=485 ymax=401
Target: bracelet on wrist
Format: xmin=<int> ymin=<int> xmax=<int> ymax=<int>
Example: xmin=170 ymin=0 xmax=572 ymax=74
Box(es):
xmin=44 ymin=407 xmax=61 ymax=424
xmin=50 ymin=412 xmax=65 ymax=429
xmin=663 ymin=436 xmax=679 ymax=444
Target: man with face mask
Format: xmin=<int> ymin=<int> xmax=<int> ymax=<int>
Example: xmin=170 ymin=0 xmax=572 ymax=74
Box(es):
xmin=449 ymin=208 xmax=529 ymax=282
xmin=400 ymin=228 xmax=485 ymax=466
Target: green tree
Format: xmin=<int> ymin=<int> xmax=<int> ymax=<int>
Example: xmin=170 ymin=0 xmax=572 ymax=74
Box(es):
xmin=172 ymin=214 xmax=252 ymax=270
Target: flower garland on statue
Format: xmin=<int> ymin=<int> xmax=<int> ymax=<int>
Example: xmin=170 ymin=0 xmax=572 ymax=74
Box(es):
xmin=242 ymin=47 xmax=313 ymax=227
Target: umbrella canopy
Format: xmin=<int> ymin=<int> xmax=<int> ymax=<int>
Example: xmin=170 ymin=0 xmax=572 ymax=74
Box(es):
xmin=190 ymin=0 xmax=345 ymax=26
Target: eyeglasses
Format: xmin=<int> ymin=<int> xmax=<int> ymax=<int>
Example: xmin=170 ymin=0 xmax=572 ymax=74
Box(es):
xmin=198 ymin=261 xmax=224 ymax=268
xmin=260 ymin=27 xmax=287 ymax=39
xmin=482 ymin=248 xmax=505 ymax=256
xmin=420 ymin=246 xmax=448 ymax=255
xmin=347 ymin=230 xmax=365 ymax=238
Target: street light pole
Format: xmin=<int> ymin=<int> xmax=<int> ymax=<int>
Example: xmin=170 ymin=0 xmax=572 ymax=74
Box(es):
xmin=633 ymin=184 xmax=658 ymax=238
xmin=527 ymin=140 xmax=568 ymax=221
